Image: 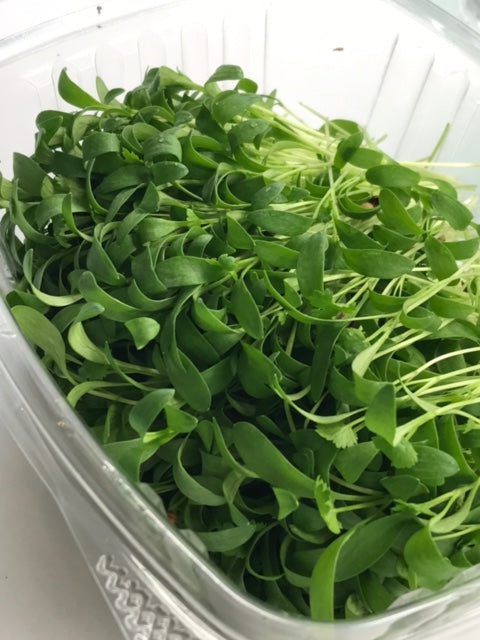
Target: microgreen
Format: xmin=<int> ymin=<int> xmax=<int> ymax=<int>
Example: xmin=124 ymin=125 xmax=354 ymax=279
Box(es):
xmin=2 ymin=64 xmax=480 ymax=622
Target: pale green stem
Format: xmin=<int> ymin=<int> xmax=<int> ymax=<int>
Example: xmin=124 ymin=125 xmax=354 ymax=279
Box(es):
xmin=329 ymin=474 xmax=383 ymax=496
xmin=398 ymin=347 xmax=480 ymax=386
xmin=433 ymin=525 xmax=480 ymax=541
xmin=395 ymin=396 xmax=480 ymax=444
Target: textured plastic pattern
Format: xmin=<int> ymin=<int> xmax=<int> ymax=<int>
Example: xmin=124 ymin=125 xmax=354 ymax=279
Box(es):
xmin=1 ymin=1 xmax=480 ymax=639
xmin=95 ymin=555 xmax=196 ymax=640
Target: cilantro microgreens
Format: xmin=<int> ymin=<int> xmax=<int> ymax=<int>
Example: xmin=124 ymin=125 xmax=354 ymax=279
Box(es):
xmin=2 ymin=64 xmax=480 ymax=621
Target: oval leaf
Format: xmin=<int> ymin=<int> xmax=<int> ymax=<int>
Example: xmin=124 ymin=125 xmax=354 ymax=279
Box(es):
xmin=156 ymin=256 xmax=224 ymax=287
xmin=404 ymin=527 xmax=460 ymax=590
xmin=249 ymin=208 xmax=311 ymax=236
xmin=233 ymin=421 xmax=315 ymax=498
xmin=335 ymin=514 xmax=409 ymax=581
xmin=342 ymin=248 xmax=414 ymax=278
xmin=129 ymin=388 xmax=175 ymax=436
xmin=366 ymin=164 xmax=420 ymax=189
xmin=431 ymin=190 xmax=472 ymax=230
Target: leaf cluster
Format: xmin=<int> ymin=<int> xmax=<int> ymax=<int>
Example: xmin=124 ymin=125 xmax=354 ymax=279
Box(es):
xmin=3 ymin=64 xmax=480 ymax=621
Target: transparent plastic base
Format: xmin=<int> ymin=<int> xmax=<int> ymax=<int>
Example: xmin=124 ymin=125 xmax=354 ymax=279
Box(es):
xmin=1 ymin=1 xmax=480 ymax=638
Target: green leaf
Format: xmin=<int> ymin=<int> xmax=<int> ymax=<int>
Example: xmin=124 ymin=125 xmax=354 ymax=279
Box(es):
xmin=164 ymin=404 xmax=198 ymax=433
xmin=430 ymin=480 xmax=480 ymax=534
xmin=71 ymin=114 xmax=100 ymax=144
xmin=173 ymin=441 xmax=226 ymax=506
xmin=437 ymin=415 xmax=476 ymax=482
xmin=59 ymin=193 xmax=92 ymax=241
xmin=334 ymin=442 xmax=378 ymax=484
xmin=435 ymin=319 xmax=479 ymax=341
xmin=86 ymin=235 xmax=127 ymax=286
xmin=13 ymin=153 xmax=49 ymax=197
xmin=378 ymin=189 xmax=423 ymax=235
xmin=103 ymin=438 xmax=160 ymax=482
xmin=238 ymin=342 xmax=281 ymax=398
xmin=192 ymin=297 xmax=234 ymax=333
xmin=58 ymin=68 xmax=105 ymax=109
xmin=335 ymin=218 xmax=383 ymax=250
xmin=229 ymin=119 xmax=270 ymax=145
xmin=128 ymin=389 xmax=175 ymax=436
xmin=212 ymin=420 xmax=258 ymax=479
xmin=82 ymin=132 xmax=121 ymax=161
xmin=175 ymin=313 xmax=220 ymax=366
xmin=136 ymin=217 xmax=183 ymax=243
xmin=233 ymin=421 xmax=315 ymax=498
xmin=255 ymin=240 xmax=298 ymax=269
xmin=211 ymin=90 xmax=262 ymax=124
xmin=334 ymin=132 xmax=363 ymax=169
xmin=230 ymin=278 xmax=264 ymax=339
xmin=409 ymin=444 xmax=459 ymax=486
xmin=226 ymin=214 xmax=254 ymax=250
xmin=372 ymin=224 xmax=416 ymax=251
xmin=365 ymin=384 xmax=396 ymax=444
xmin=158 ymin=66 xmax=200 ymax=89
xmin=96 ymin=76 xmax=121 ymax=102
xmin=320 ymin=119 xmax=361 ymax=136
xmin=35 ymin=110 xmax=65 ymax=139
xmin=431 ymin=190 xmax=472 ymax=230
xmin=273 ymin=487 xmax=299 ymax=520
xmin=125 ymin=317 xmax=160 ymax=349
xmin=310 ymin=528 xmax=357 ymax=621
xmin=368 ymin=291 xmax=407 ymax=312
xmin=151 ymin=161 xmax=189 ymax=184
xmin=316 ymin=423 xmax=358 ymax=449
xmin=206 ymin=65 xmax=244 ymax=84
xmin=400 ymin=306 xmax=441 ymax=332
xmin=156 ymin=256 xmax=224 ymax=287
xmin=250 ymin=183 xmax=285 ymax=209
xmin=366 ymin=164 xmax=420 ymax=189
xmin=373 ymin=437 xmax=418 ymax=469
xmin=309 ymin=323 xmax=342 ymax=401
xmin=202 ymin=355 xmax=237 ymax=395
xmin=97 ymin=165 xmax=150 ymax=193
xmin=442 ymin=237 xmax=479 ymax=260
xmin=342 ymin=248 xmax=414 ymax=278
xmin=66 ymin=380 xmax=126 ymax=409
xmin=358 ymin=572 xmax=395 ymax=613
xmin=22 ymin=250 xmax=82 ymax=307
xmin=50 ymin=151 xmax=86 ymax=178
xmin=335 ymin=514 xmax=409 ymax=581
xmin=67 ymin=321 xmax=108 ymax=364
xmin=248 ymin=208 xmax=311 ymax=236
xmin=404 ymin=527 xmax=460 ymax=590
xmin=11 ymin=305 xmax=68 ymax=377
xmin=348 ymin=148 xmax=384 ymax=169
xmin=380 ymin=475 xmax=428 ymax=500
xmin=143 ymin=133 xmax=182 ymax=162
xmin=196 ymin=523 xmax=256 ymax=552
xmin=165 ymin=350 xmax=211 ymax=412
xmin=77 ymin=271 xmax=142 ymax=322
xmin=424 ymin=235 xmax=458 ymax=280
xmin=297 ymin=232 xmax=328 ymax=299
xmin=160 ymin=304 xmax=212 ymax=411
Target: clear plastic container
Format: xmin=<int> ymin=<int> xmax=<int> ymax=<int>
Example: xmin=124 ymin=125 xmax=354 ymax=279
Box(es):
xmin=1 ymin=1 xmax=480 ymax=638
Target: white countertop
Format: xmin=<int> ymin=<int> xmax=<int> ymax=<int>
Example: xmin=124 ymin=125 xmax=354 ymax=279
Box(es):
xmin=0 ymin=426 xmax=120 ymax=639
xmin=0 ymin=1 xmax=477 ymax=639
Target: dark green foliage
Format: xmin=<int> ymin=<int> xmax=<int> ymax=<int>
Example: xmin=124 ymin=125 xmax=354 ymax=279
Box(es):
xmin=2 ymin=65 xmax=480 ymax=622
